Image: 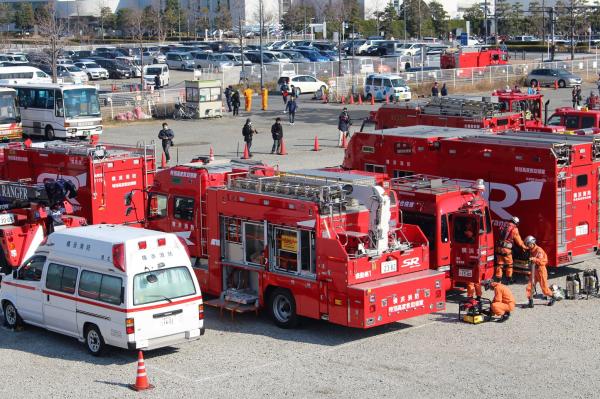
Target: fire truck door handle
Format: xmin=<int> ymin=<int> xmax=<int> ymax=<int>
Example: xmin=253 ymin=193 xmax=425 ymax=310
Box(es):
xmin=46 ymin=294 xmax=49 ymax=302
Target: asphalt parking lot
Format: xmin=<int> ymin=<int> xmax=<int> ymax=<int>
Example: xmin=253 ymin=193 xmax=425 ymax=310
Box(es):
xmin=2 ymin=81 xmax=600 ymax=398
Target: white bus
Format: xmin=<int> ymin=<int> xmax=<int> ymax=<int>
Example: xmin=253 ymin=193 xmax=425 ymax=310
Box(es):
xmin=0 ymin=87 xmax=21 ymax=141
xmin=0 ymin=66 xmax=52 ymax=84
xmin=8 ymin=83 xmax=102 ymax=140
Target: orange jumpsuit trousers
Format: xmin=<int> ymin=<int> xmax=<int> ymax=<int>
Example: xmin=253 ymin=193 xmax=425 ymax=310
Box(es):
xmin=467 ymin=283 xmax=482 ymax=298
xmin=490 ymin=282 xmax=516 ymax=316
xmin=525 ymin=244 xmax=554 ymax=298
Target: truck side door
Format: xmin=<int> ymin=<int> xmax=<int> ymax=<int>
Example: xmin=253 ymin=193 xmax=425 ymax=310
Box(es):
xmin=43 ymin=263 xmax=79 ymax=337
xmin=450 ymin=214 xmax=480 ymax=284
xmin=13 ymin=255 xmax=46 ymax=326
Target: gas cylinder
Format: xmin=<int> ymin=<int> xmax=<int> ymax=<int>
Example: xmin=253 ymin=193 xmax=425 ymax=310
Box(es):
xmin=565 ymin=273 xmax=581 ymax=299
xmin=582 ymin=269 xmax=599 ymax=295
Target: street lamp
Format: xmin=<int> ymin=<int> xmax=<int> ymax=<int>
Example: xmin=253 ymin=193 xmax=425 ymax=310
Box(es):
xmin=259 ymin=0 xmax=264 ymax=90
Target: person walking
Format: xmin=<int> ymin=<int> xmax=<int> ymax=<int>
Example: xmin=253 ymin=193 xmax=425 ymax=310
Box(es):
xmin=524 ymin=235 xmax=555 ymax=307
xmin=271 ymin=117 xmax=283 ymax=154
xmin=440 ymin=83 xmax=448 ymax=97
xmin=243 ymin=86 xmax=254 ymax=112
xmin=242 ymin=118 xmax=258 ymax=158
xmin=224 ymin=85 xmax=233 ymax=112
xmin=280 ymin=80 xmax=290 ymax=111
xmin=286 ymin=96 xmax=297 ymax=125
xmin=158 ymin=122 xmax=174 ymax=164
xmin=338 ymin=107 xmax=352 ymax=146
xmin=527 ymin=82 xmax=537 ymax=95
xmin=576 ymin=85 xmax=582 ymax=108
xmin=431 ymin=82 xmax=439 ymax=97
xmin=572 ymin=86 xmax=582 ymax=108
xmin=154 ymin=74 xmax=161 ymax=90
xmin=231 ymin=90 xmax=241 ymax=116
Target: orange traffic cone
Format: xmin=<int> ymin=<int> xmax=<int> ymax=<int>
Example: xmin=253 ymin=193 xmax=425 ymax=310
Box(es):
xmin=341 ymin=133 xmax=348 ymax=149
xmin=24 ymin=138 xmax=32 ymax=148
xmin=313 ymin=135 xmax=320 ymax=151
xmin=209 ymin=145 xmax=215 ymax=161
xmin=370 ymin=95 xmax=375 ymax=106
xmin=349 ymin=95 xmax=355 ymax=105
xmin=341 ymin=95 xmax=346 ymax=104
xmin=554 ymin=80 xmax=558 ymax=90
xmin=322 ymin=93 xmax=327 ymax=103
xmin=160 ymin=152 xmax=167 ymax=168
xmin=358 ymin=94 xmax=363 ymax=105
xmin=278 ymin=138 xmax=288 ymax=155
xmin=385 ymin=95 xmax=390 ymax=104
xmin=242 ymin=143 xmax=250 ymax=159
xmin=129 ymin=351 xmax=154 ymax=391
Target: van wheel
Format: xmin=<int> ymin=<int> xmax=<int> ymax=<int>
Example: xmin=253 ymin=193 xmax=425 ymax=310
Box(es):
xmin=3 ymin=301 xmax=20 ymax=329
xmin=269 ymin=288 xmax=298 ymax=329
xmin=45 ymin=126 xmax=55 ymax=141
xmin=558 ymin=79 xmax=566 ymax=88
xmin=85 ymin=325 xmax=105 ymax=356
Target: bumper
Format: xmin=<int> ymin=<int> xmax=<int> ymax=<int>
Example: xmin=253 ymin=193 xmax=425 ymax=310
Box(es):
xmin=394 ymin=92 xmax=411 ymax=101
xmin=66 ymin=127 xmax=103 ymax=138
xmin=127 ymin=327 xmax=205 ymax=350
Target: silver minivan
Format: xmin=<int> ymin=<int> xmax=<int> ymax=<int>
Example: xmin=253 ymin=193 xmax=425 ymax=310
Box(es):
xmin=525 ymin=68 xmax=582 ymax=88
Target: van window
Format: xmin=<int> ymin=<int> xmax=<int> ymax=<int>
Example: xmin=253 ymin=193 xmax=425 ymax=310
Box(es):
xmin=133 ymin=266 xmax=196 ymax=305
xmin=46 ymin=263 xmax=78 ymax=294
xmin=366 ymin=76 xmax=373 ymax=85
xmin=21 ymin=255 xmax=46 ymax=281
xmin=373 ymin=78 xmax=382 ymax=86
xmin=174 ymin=197 xmax=194 ymax=221
xmin=79 ymin=270 xmax=123 ymax=305
xmin=383 ymin=79 xmax=392 ymax=87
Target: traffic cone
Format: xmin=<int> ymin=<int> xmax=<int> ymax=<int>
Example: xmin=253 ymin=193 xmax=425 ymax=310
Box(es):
xmin=129 ymin=351 xmax=154 ymax=391
xmin=322 ymin=93 xmax=327 ymax=103
xmin=242 ymin=143 xmax=250 ymax=159
xmin=385 ymin=95 xmax=390 ymax=104
xmin=358 ymin=94 xmax=363 ymax=105
xmin=554 ymin=80 xmax=558 ymax=90
xmin=341 ymin=95 xmax=346 ymax=104
xmin=313 ymin=135 xmax=320 ymax=151
xmin=209 ymin=145 xmax=214 ymax=161
xmin=349 ymin=95 xmax=354 ymax=105
xmin=24 ymin=138 xmax=32 ymax=148
xmin=160 ymin=152 xmax=167 ymax=168
xmin=278 ymin=138 xmax=288 ymax=155
xmin=341 ymin=133 xmax=348 ymax=149
xmin=370 ymin=95 xmax=375 ymax=106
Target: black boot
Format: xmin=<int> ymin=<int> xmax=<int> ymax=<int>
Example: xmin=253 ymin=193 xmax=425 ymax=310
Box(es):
xmin=547 ymin=297 xmax=556 ymax=306
xmin=507 ymin=277 xmax=515 ymax=285
xmin=528 ymin=298 xmax=534 ymax=308
xmin=497 ymin=312 xmax=510 ymax=322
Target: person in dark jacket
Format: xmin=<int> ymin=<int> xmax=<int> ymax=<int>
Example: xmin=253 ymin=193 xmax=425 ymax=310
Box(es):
xmin=154 ymin=74 xmax=161 ymax=89
xmin=280 ymin=80 xmax=290 ymax=109
xmin=441 ymin=83 xmax=448 ymax=97
xmin=158 ymin=122 xmax=174 ymax=163
xmin=242 ymin=118 xmax=257 ymax=157
xmin=285 ymin=96 xmax=297 ymax=125
xmin=271 ymin=117 xmax=283 ymax=154
xmin=431 ymin=81 xmax=439 ymax=97
xmin=231 ymin=90 xmax=241 ymax=116
xmin=224 ymin=85 xmax=233 ymax=112
xmin=338 ymin=108 xmax=351 ymax=146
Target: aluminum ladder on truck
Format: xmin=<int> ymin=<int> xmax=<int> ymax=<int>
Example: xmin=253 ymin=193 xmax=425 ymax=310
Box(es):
xmin=421 ymin=97 xmax=499 ymax=118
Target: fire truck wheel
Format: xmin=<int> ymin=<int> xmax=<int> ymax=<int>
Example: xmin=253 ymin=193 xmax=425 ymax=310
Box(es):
xmin=269 ymin=288 xmax=298 ymax=329
xmin=3 ymin=301 xmax=21 ymax=329
xmin=85 ymin=324 xmax=105 ymax=356
xmin=45 ymin=126 xmax=55 ymax=141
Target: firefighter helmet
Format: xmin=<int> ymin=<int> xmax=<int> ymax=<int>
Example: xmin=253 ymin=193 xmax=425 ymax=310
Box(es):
xmin=473 ymin=179 xmax=485 ymax=192
xmin=524 ymin=235 xmax=536 ymax=246
xmin=510 ymin=216 xmax=520 ymax=225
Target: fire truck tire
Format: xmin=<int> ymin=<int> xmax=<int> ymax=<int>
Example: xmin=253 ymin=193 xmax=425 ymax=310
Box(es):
xmin=84 ymin=324 xmax=105 ymax=356
xmin=0 ymin=249 xmax=11 ymax=275
xmin=558 ymin=80 xmax=566 ymax=88
xmin=45 ymin=126 xmax=55 ymax=141
xmin=269 ymin=288 xmax=298 ymax=329
xmin=3 ymin=301 xmax=21 ymax=329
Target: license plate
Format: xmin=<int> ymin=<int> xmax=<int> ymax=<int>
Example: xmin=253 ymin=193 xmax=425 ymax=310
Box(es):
xmin=0 ymin=213 xmax=15 ymax=226
xmin=160 ymin=316 xmax=174 ymax=326
xmin=83 ymin=130 xmax=90 ymax=136
xmin=381 ymin=259 xmax=398 ymax=274
xmin=458 ymin=269 xmax=473 ymax=278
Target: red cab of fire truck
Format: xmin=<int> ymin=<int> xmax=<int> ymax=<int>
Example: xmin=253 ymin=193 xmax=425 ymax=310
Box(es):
xmin=362 ymin=96 xmax=522 ymax=132
xmin=440 ymin=47 xmax=508 ymax=77
xmin=198 ymin=169 xmax=445 ymax=329
xmin=546 ymin=107 xmax=600 ymax=132
xmin=0 ymin=141 xmax=156 ymax=225
xmin=390 ymin=175 xmax=495 ymax=291
xmin=0 ymin=179 xmax=87 ymax=274
xmin=343 ymin=126 xmax=600 ymax=269
xmin=143 ymin=158 xmax=275 ymax=269
xmin=492 ymin=89 xmax=562 ymax=132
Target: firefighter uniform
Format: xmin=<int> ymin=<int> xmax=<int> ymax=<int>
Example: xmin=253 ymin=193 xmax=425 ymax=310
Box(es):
xmin=526 ymin=244 xmax=554 ymax=299
xmin=467 ymin=282 xmax=482 ymax=298
xmin=490 ymin=281 xmax=516 ymax=317
xmin=495 ymin=222 xmax=525 ymax=279
xmin=243 ymin=87 xmax=254 ymax=112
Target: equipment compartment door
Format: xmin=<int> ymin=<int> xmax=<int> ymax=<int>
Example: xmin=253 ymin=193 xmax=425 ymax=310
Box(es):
xmin=449 ymin=214 xmax=481 ymax=284
xmin=570 ymin=167 xmax=597 ymax=256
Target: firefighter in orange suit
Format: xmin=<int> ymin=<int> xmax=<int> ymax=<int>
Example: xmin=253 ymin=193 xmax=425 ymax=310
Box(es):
xmin=484 ymin=280 xmax=515 ymax=322
xmin=495 ymin=216 xmax=526 ymax=283
xmin=243 ymin=87 xmax=254 ymax=112
xmin=467 ymin=282 xmax=482 ymax=299
xmin=524 ymin=235 xmax=555 ymax=307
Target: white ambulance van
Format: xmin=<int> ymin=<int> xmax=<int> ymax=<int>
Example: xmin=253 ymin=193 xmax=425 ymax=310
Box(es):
xmin=0 ymin=225 xmax=204 ymax=356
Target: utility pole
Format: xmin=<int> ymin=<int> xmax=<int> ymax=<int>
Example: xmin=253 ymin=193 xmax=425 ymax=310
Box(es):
xmin=570 ymin=3 xmax=574 ymax=60
xmin=259 ymin=0 xmax=264 ymax=90
xmin=403 ymin=0 xmax=407 ymax=41
xmin=494 ymin=0 xmax=498 ymax=43
xmin=178 ymin=0 xmax=182 ymax=41
xmin=484 ymin=0 xmax=488 ymax=45
xmin=239 ymin=16 xmax=245 ymax=81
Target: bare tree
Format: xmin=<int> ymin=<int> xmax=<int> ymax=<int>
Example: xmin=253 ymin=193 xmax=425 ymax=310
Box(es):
xmin=127 ymin=10 xmax=147 ymax=89
xmin=36 ymin=2 xmax=66 ymax=83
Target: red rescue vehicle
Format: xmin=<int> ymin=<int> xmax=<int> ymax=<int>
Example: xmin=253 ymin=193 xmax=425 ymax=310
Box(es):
xmin=364 ymin=96 xmax=522 ymax=132
xmin=0 ymin=141 xmax=156 ymax=225
xmin=343 ymin=126 xmax=600 ymax=269
xmin=547 ymin=107 xmax=600 ymax=132
xmin=143 ymin=161 xmax=446 ymax=328
xmin=440 ymin=47 xmax=508 ymax=77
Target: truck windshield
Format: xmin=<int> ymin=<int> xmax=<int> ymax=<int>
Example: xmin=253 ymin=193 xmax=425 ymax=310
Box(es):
xmin=63 ymin=88 xmax=101 ymax=118
xmin=452 ymin=215 xmax=478 ymax=244
xmin=133 ymin=266 xmax=196 ymax=305
xmin=0 ymin=91 xmax=19 ymax=124
xmin=547 ymin=115 xmax=562 ymax=126
xmin=391 ymin=79 xmax=407 ymax=87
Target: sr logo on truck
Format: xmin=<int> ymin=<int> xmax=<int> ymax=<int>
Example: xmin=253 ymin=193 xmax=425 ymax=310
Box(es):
xmin=402 ymin=257 xmax=420 ymax=268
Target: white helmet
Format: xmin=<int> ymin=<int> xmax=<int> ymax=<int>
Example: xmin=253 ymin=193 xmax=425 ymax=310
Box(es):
xmin=511 ymin=216 xmax=520 ymax=225
xmin=473 ymin=179 xmax=485 ymax=192
xmin=524 ymin=235 xmax=536 ymax=246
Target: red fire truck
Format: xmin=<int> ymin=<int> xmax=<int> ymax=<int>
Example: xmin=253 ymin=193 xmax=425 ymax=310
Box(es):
xmin=143 ymin=161 xmax=445 ymax=328
xmin=364 ymin=97 xmax=522 ymax=132
xmin=0 ymin=141 xmax=156 ymax=225
xmin=343 ymin=126 xmax=600 ymax=269
xmin=546 ymin=107 xmax=600 ymax=131
xmin=440 ymin=47 xmax=508 ymax=77
xmin=0 ymin=179 xmax=87 ymax=273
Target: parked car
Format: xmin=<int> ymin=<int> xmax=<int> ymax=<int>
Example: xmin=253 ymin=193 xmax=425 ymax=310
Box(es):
xmin=525 ymin=68 xmax=582 ymax=88
xmin=73 ymin=61 xmax=109 ymax=80
xmin=194 ymin=52 xmax=235 ymax=70
xmin=220 ymin=52 xmax=252 ymax=66
xmin=295 ymin=49 xmax=329 ymax=62
xmin=143 ymin=64 xmax=170 ymax=87
xmin=364 ymin=73 xmax=411 ymax=102
xmin=94 ymin=58 xmax=132 ymax=79
xmin=55 ymin=64 xmax=88 ymax=83
xmin=244 ymin=51 xmax=280 ymax=64
xmin=141 ymin=51 xmax=166 ymax=65
xmin=277 ymin=74 xmax=328 ymax=97
xmin=115 ymin=56 xmax=142 ymax=77
xmin=319 ymin=50 xmax=339 ymax=61
xmin=280 ymin=50 xmax=311 ymax=63
xmin=166 ymin=52 xmax=195 ymax=70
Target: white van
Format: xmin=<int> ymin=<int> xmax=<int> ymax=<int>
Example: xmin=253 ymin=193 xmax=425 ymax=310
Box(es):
xmin=0 ymin=66 xmax=52 ymax=85
xmin=0 ymin=225 xmax=204 ymax=355
xmin=143 ymin=64 xmax=170 ymax=88
xmin=364 ymin=73 xmax=411 ymax=102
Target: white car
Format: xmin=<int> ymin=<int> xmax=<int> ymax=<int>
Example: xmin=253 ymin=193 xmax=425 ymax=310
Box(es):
xmin=73 ymin=61 xmax=109 ymax=80
xmin=141 ymin=51 xmax=166 ymax=65
xmin=143 ymin=64 xmax=170 ymax=88
xmin=277 ymin=75 xmax=328 ymax=97
xmin=397 ymin=43 xmax=427 ymax=56
xmin=57 ymin=64 xmax=88 ymax=84
xmin=115 ymin=56 xmax=142 ymax=77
